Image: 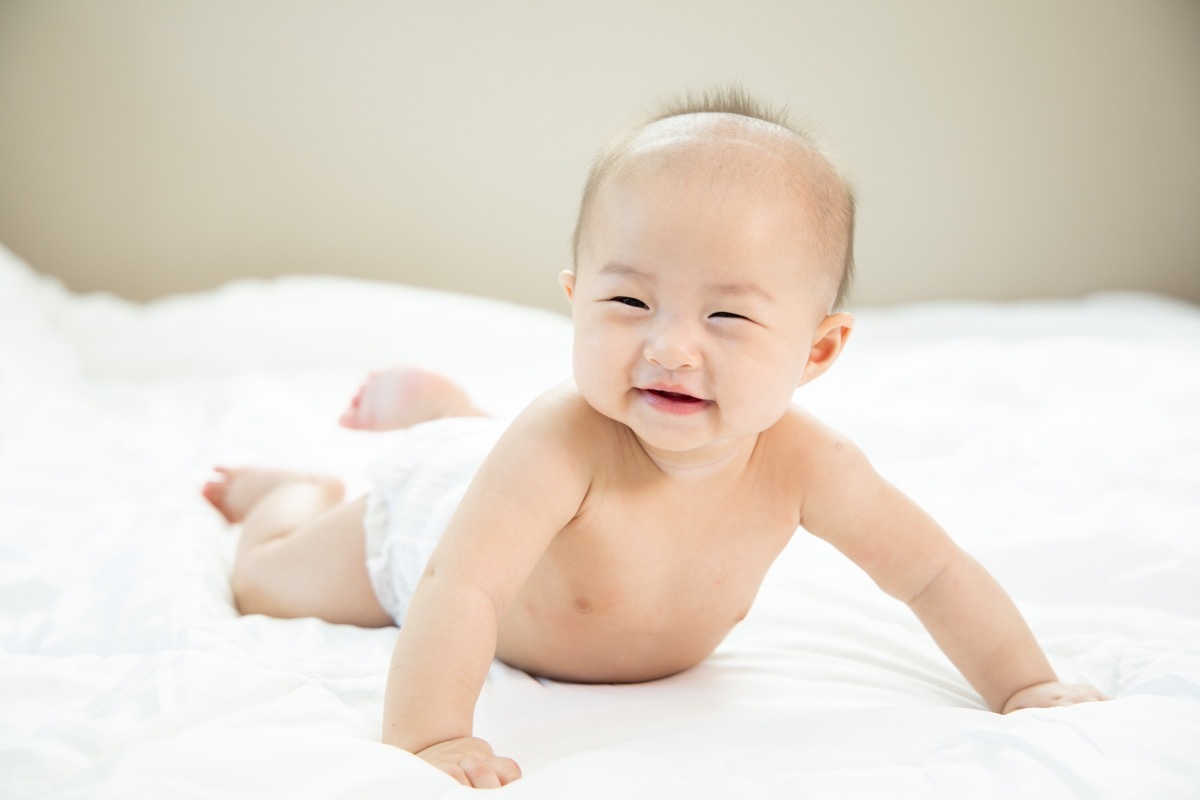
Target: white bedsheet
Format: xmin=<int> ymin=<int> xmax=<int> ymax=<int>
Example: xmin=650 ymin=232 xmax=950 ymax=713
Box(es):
xmin=2 ymin=242 xmax=1198 ymax=799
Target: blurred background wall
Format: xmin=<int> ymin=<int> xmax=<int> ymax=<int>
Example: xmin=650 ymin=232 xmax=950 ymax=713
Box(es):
xmin=1 ymin=0 xmax=1197 ymax=313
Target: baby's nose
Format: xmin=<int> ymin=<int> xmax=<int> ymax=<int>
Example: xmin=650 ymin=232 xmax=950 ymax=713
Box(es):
xmin=644 ymin=327 xmax=699 ymax=371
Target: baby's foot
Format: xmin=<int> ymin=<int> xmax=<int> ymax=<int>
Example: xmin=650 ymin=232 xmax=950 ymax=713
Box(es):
xmin=202 ymin=467 xmax=344 ymax=523
xmin=338 ymin=367 xmax=486 ymax=431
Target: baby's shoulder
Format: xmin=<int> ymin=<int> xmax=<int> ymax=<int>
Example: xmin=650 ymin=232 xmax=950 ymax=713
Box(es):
xmin=513 ymin=381 xmax=611 ymax=432
xmin=500 ymin=381 xmax=617 ymax=458
xmin=760 ymin=406 xmax=873 ymax=483
xmin=767 ymin=406 xmax=882 ymax=506
xmin=769 ymin=405 xmax=855 ymax=455
xmin=477 ymin=383 xmax=607 ymax=496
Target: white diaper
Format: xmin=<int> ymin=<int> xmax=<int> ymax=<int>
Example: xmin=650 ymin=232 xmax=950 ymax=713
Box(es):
xmin=362 ymin=416 xmax=506 ymax=625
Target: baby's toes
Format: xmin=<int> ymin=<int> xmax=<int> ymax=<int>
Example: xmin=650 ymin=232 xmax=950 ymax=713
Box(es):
xmin=201 ymin=479 xmax=233 ymax=521
xmin=338 ymin=387 xmax=369 ymax=428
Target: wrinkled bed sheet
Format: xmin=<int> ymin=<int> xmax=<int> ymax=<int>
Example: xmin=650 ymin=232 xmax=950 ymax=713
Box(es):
xmin=2 ymin=243 xmax=1198 ymax=799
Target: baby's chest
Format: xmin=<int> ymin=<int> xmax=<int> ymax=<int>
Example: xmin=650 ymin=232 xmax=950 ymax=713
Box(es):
xmin=548 ymin=493 xmax=798 ymax=615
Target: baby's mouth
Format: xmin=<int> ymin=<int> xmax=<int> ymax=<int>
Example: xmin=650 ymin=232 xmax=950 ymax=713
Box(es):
xmin=646 ymin=389 xmax=704 ymax=404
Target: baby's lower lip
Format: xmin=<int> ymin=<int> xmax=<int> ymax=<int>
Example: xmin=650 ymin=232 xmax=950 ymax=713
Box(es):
xmin=640 ymin=389 xmax=710 ymax=414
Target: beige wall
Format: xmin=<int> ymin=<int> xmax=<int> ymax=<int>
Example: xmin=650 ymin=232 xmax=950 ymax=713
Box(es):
xmin=1 ymin=0 xmax=1198 ymax=313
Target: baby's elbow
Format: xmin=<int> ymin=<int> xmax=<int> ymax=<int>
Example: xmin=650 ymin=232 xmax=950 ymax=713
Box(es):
xmin=897 ymin=567 xmax=943 ymax=607
xmin=896 ymin=549 xmax=963 ymax=607
xmin=419 ymin=560 xmax=506 ymax=622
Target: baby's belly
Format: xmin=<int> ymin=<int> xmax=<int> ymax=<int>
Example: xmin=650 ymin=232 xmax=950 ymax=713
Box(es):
xmin=494 ymin=587 xmax=748 ymax=683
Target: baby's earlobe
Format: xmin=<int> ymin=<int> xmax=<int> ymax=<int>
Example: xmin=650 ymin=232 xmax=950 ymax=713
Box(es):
xmin=798 ymin=314 xmax=854 ymax=386
xmin=558 ymin=270 xmax=577 ymax=303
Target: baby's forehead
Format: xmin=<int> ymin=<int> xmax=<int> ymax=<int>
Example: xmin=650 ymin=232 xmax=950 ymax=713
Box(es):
xmin=589 ymin=113 xmax=849 ymax=310
xmin=614 ymin=113 xmax=834 ymax=198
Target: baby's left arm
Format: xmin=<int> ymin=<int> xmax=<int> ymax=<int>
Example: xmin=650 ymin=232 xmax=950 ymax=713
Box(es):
xmin=899 ymin=540 xmax=1106 ymax=711
xmin=800 ymin=433 xmax=1107 ymax=713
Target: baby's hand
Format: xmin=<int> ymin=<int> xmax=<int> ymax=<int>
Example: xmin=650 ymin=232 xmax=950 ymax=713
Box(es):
xmin=417 ymin=736 xmax=521 ymax=789
xmin=1002 ymin=681 xmax=1110 ymax=714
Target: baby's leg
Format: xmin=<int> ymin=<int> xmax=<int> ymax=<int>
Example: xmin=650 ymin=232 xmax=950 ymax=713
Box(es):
xmin=203 ymin=467 xmax=392 ymax=627
xmin=338 ymin=367 xmax=487 ymax=431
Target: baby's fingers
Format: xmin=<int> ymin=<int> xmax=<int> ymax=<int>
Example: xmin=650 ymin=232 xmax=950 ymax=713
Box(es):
xmin=492 ymin=756 xmax=522 ymax=786
xmin=457 ymin=756 xmax=522 ymax=789
xmin=1003 ymin=681 xmax=1110 ymax=713
xmin=418 ymin=736 xmax=522 ymax=788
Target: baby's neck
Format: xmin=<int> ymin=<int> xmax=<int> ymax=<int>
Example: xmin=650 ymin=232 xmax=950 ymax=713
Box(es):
xmin=636 ymin=434 xmax=760 ymax=480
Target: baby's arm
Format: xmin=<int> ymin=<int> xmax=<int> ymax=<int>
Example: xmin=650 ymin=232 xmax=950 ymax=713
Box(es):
xmin=382 ymin=396 xmax=591 ymax=786
xmin=800 ymin=432 xmax=1106 ymax=712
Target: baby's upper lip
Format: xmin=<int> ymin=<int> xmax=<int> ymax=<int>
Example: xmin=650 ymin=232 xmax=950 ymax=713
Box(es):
xmin=640 ymin=383 xmax=708 ymax=401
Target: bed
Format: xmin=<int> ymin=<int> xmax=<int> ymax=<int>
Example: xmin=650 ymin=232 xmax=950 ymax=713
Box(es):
xmin=2 ymin=241 xmax=1198 ymax=799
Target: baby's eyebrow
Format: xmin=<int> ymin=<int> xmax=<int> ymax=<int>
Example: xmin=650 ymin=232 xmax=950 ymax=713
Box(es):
xmin=598 ymin=263 xmax=773 ymax=303
xmin=707 ymin=281 xmax=774 ymax=304
xmin=598 ymin=263 xmax=652 ymax=282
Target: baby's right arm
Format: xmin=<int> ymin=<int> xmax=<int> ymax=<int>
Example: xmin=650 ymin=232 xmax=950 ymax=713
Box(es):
xmin=381 ymin=391 xmax=592 ymax=787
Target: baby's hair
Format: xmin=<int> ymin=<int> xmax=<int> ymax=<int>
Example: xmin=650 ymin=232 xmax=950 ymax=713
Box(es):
xmin=646 ymin=85 xmax=792 ymax=130
xmin=572 ymin=85 xmax=856 ymax=311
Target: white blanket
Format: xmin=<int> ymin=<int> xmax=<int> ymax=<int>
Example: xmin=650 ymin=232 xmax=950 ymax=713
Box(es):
xmin=2 ymin=243 xmax=1198 ymax=799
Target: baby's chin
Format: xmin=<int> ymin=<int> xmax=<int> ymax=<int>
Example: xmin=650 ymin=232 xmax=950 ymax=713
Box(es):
xmin=625 ymin=422 xmax=762 ymax=470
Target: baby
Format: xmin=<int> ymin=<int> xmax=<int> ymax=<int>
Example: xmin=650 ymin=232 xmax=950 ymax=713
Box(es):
xmin=203 ymin=88 xmax=1106 ymax=788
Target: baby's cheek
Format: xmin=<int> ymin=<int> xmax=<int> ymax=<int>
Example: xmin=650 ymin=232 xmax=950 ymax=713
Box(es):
xmin=741 ymin=377 xmax=801 ymax=427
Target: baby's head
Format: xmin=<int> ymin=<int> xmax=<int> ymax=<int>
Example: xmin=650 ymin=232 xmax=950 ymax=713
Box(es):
xmin=571 ymin=87 xmax=856 ymax=315
xmin=560 ymin=88 xmax=859 ymax=454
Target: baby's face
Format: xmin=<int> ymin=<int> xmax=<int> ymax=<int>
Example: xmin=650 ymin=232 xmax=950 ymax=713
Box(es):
xmin=565 ymin=155 xmax=833 ymax=461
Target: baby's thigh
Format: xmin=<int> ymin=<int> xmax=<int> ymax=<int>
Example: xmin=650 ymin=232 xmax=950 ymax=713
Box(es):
xmin=242 ymin=496 xmax=392 ymax=627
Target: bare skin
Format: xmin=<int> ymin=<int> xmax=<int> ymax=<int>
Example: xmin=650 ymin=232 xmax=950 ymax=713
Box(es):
xmin=204 ymin=113 xmax=1107 ymax=790
xmin=205 ymin=367 xmax=1105 ymax=789
xmin=338 ymin=367 xmax=486 ymax=430
xmin=202 ymin=467 xmax=344 ymax=524
xmin=203 ymin=368 xmax=481 ymax=626
xmin=204 ymin=370 xmax=838 ymax=679
xmin=203 ymin=466 xmax=388 ymax=627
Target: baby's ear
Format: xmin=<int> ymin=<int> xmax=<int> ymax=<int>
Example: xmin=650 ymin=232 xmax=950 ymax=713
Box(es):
xmin=799 ymin=313 xmax=854 ymax=386
xmin=558 ymin=270 xmax=576 ymax=304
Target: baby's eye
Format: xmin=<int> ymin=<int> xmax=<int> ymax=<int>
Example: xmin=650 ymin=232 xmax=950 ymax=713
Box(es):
xmin=709 ymin=311 xmax=749 ymax=320
xmin=610 ymin=296 xmax=649 ymax=309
